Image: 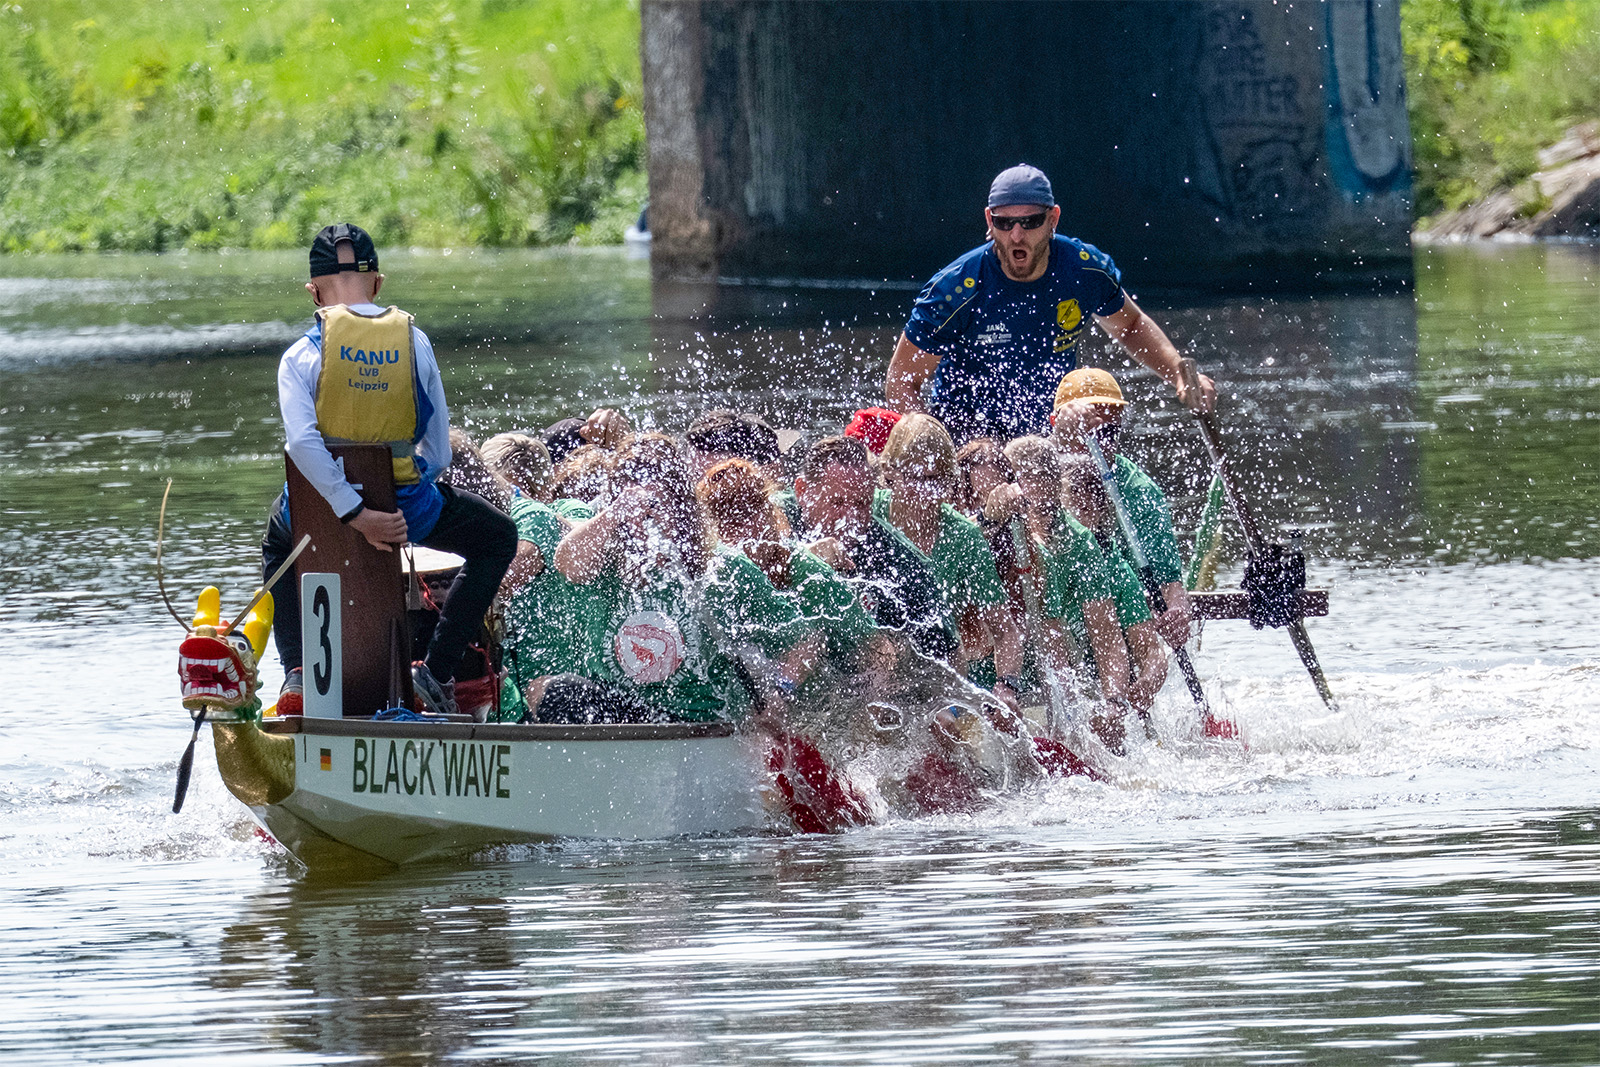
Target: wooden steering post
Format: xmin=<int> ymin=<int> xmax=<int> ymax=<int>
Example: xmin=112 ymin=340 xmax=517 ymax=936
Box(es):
xmin=285 ymin=444 xmax=414 ymax=716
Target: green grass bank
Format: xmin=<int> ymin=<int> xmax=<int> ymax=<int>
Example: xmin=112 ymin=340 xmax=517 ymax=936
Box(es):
xmin=0 ymin=0 xmax=644 ymax=252
xmin=1404 ymin=0 xmax=1600 ymax=223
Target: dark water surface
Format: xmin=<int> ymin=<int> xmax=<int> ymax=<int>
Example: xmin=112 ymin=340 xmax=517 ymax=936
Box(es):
xmin=2 ymin=244 xmax=1597 ymax=1063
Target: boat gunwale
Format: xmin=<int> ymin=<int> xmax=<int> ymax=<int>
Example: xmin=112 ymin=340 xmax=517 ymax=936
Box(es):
xmin=258 ymin=717 xmax=738 ymax=742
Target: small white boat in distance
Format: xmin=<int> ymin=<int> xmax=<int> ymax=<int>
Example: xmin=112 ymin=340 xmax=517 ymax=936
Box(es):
xmin=623 ymin=202 xmax=650 ymax=257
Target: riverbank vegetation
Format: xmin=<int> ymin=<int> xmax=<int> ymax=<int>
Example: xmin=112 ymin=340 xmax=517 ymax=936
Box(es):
xmin=9 ymin=0 xmax=1599 ymax=250
xmin=1404 ymin=0 xmax=1600 ymax=222
xmin=0 ymin=0 xmax=643 ymax=252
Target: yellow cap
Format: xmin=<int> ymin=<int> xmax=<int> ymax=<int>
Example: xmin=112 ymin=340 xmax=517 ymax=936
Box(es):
xmin=1053 ymin=367 xmax=1126 ymax=410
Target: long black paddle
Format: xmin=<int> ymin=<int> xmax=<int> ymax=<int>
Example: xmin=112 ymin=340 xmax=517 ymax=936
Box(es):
xmin=1178 ymin=358 xmax=1337 ymax=709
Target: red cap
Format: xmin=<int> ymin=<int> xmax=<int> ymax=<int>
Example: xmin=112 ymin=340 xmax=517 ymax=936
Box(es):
xmin=843 ymin=407 xmax=901 ymax=455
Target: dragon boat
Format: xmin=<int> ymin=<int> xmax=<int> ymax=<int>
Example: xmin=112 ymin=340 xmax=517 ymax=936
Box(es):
xmin=168 ymin=444 xmax=988 ymax=865
xmin=171 ymin=443 xmax=1330 ymax=868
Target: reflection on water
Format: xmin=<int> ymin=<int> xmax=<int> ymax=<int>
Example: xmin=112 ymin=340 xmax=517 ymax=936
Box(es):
xmin=1 ymin=244 xmax=1597 ymax=1063
xmin=1414 ymin=244 xmax=1600 ymax=562
xmin=0 ymin=247 xmax=651 ymax=363
xmin=4 ymin=811 xmax=1598 ymax=1064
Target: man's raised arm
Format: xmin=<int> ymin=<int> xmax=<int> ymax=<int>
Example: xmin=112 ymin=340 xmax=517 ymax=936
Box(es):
xmin=1095 ymin=297 xmax=1217 ymax=413
xmin=885 ymin=333 xmax=939 ymax=413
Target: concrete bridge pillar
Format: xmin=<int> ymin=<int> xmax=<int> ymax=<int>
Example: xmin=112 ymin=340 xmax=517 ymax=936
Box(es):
xmin=642 ymin=0 xmax=1412 ymax=290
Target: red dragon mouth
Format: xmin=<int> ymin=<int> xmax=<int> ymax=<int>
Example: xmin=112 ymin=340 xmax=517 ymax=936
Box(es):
xmin=178 ymin=633 xmax=257 ymax=712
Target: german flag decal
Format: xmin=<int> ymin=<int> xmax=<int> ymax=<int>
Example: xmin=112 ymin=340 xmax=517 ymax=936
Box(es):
xmin=320 ymin=748 xmax=332 ymax=772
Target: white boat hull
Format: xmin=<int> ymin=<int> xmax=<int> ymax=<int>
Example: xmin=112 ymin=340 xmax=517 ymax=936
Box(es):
xmin=216 ymin=718 xmax=771 ymax=865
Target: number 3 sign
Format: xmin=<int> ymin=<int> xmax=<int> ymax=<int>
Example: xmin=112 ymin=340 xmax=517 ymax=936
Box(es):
xmin=301 ymin=573 xmax=343 ymax=719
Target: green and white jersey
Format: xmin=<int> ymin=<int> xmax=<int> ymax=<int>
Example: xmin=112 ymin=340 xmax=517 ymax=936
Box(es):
xmin=786 ymin=546 xmax=878 ymax=661
xmin=872 ymin=488 xmax=1006 ymax=614
xmin=1041 ymin=509 xmax=1116 ymax=626
xmin=503 ymin=498 xmax=610 ymax=680
xmin=590 ymin=550 xmax=810 ymax=721
xmin=1104 ymin=549 xmax=1155 ymax=630
xmin=1109 ymin=454 xmax=1183 ymax=587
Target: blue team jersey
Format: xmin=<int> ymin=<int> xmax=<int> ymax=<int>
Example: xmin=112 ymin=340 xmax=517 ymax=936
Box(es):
xmin=903 ymin=234 xmax=1126 ymax=438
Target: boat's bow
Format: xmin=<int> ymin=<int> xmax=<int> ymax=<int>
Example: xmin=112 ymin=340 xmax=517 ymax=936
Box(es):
xmin=212 ymin=717 xmax=296 ymax=808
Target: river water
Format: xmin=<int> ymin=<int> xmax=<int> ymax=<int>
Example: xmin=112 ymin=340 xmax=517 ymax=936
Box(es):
xmin=1 ymin=244 xmax=1597 ymax=1063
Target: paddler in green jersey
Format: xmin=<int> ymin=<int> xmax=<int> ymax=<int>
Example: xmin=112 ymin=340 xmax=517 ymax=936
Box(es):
xmin=1061 ymin=456 xmax=1171 ymax=714
xmin=984 ymin=435 xmax=1136 ymax=710
xmin=871 ymin=413 xmax=1025 ymax=709
xmin=480 ymin=432 xmax=609 ymax=720
xmin=551 ymin=435 xmax=813 ymax=723
xmin=1050 ymin=368 xmax=1193 ymax=649
xmin=696 ymin=457 xmax=878 ymax=670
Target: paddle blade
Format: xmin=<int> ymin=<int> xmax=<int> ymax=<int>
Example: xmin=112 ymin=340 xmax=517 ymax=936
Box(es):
xmin=767 ymin=733 xmax=870 ymax=833
xmin=1031 ymin=737 xmax=1105 ymax=782
xmin=172 ymin=719 xmax=202 ymax=814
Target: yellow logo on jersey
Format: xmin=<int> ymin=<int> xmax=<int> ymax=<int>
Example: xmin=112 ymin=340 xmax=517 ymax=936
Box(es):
xmin=963 ymin=277 xmax=975 ymax=288
xmin=1056 ymin=299 xmax=1082 ymax=331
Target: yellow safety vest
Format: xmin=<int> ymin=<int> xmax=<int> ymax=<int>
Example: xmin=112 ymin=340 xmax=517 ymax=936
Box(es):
xmin=314 ymin=304 xmax=421 ymax=485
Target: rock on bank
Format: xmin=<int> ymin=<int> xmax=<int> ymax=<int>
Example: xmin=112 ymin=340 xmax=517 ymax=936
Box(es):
xmin=1419 ymin=123 xmax=1600 ymax=241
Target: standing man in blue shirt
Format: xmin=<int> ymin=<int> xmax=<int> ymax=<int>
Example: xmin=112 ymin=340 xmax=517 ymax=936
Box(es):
xmin=885 ymin=165 xmax=1217 ymax=441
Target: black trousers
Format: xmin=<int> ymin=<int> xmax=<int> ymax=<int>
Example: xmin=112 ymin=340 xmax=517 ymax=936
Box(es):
xmin=535 ymin=674 xmax=662 ymax=724
xmin=262 ymin=483 xmax=517 ymax=682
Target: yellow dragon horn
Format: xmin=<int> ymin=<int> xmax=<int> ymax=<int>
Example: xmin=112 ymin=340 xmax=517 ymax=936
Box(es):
xmin=193 ymin=586 xmax=222 ymax=629
xmin=239 ymin=590 xmax=275 ymax=661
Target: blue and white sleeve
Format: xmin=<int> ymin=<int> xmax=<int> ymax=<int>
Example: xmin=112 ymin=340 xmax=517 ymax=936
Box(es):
xmin=411 ymin=327 xmax=452 ymax=481
xmin=903 ymin=260 xmax=980 ymax=355
xmin=1080 ymin=242 xmax=1127 ymax=316
xmin=279 ymin=338 xmax=365 ymax=517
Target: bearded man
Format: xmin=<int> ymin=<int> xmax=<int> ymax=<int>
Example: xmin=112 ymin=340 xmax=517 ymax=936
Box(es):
xmin=885 ymin=164 xmax=1217 ymax=442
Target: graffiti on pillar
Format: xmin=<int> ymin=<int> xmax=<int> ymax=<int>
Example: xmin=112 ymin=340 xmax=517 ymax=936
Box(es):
xmin=1193 ymin=3 xmax=1323 ymax=231
xmin=1324 ymin=0 xmax=1411 ymax=198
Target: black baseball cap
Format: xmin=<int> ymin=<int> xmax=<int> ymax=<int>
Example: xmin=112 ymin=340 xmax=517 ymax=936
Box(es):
xmin=988 ymin=165 xmax=1055 ymax=209
xmin=309 ymin=223 xmax=379 ymax=278
xmin=542 ymin=418 xmax=587 ymax=464
xmin=686 ymin=409 xmax=781 ymax=466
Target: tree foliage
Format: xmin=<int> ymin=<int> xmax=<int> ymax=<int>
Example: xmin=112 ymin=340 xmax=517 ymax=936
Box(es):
xmin=1404 ymin=0 xmax=1600 ymax=219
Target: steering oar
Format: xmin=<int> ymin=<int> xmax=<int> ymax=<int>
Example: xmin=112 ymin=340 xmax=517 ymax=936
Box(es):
xmin=1178 ymin=358 xmax=1337 ymax=709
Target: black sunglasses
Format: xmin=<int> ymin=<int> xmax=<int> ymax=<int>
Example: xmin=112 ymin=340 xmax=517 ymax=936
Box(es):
xmin=990 ymin=212 xmax=1049 ymax=232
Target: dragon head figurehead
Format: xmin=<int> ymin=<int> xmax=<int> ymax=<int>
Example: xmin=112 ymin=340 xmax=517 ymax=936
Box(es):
xmin=178 ymin=586 xmax=274 ymax=715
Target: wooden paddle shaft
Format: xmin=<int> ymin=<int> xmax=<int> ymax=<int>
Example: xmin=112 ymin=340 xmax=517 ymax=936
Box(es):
xmin=1082 ymin=433 xmax=1212 ymax=718
xmin=1179 ymin=358 xmax=1267 ymax=550
xmin=221 ymin=534 xmax=309 ymax=635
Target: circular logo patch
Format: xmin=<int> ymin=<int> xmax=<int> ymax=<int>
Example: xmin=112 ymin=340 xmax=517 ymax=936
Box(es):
xmin=614 ymin=610 xmax=686 ymax=684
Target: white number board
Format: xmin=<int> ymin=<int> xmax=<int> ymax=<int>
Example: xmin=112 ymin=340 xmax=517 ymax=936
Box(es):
xmin=301 ymin=572 xmax=343 ymax=719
